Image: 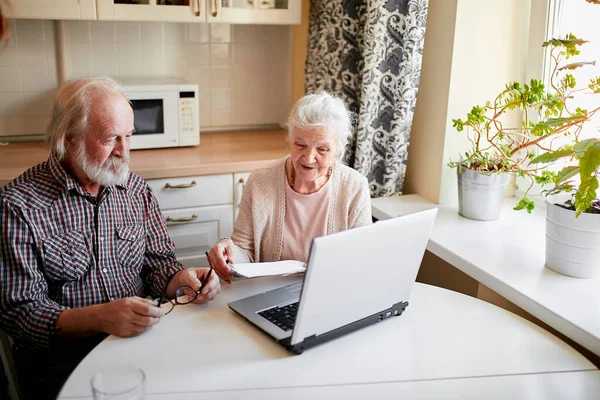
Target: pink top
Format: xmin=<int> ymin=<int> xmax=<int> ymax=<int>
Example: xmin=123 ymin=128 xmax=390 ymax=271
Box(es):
xmin=280 ymin=177 xmax=331 ymax=262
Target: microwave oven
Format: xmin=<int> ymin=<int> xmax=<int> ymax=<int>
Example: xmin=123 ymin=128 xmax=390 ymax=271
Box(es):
xmin=121 ymin=80 xmax=200 ymax=150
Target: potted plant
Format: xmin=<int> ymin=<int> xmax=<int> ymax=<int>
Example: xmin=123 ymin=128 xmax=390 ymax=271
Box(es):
xmin=449 ymin=35 xmax=599 ymax=221
xmin=526 ymin=36 xmax=600 ymax=278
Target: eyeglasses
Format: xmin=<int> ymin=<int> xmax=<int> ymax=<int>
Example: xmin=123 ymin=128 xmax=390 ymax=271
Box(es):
xmin=156 ymin=267 xmax=213 ymax=315
xmin=156 ymin=286 xmax=200 ymax=315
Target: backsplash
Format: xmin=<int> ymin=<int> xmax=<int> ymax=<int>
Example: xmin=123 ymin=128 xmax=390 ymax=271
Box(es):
xmin=0 ymin=19 xmax=292 ymax=137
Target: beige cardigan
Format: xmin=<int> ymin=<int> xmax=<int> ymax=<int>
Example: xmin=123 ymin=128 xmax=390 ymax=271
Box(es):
xmin=230 ymin=157 xmax=372 ymax=263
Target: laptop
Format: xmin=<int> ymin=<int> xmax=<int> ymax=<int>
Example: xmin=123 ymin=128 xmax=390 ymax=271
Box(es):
xmin=228 ymin=208 xmax=438 ymax=354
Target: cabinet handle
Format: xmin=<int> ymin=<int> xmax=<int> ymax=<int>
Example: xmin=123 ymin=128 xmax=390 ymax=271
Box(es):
xmin=195 ymin=0 xmax=201 ymax=16
xmin=164 ymin=181 xmax=197 ymax=189
xmin=238 ymin=177 xmax=246 ymax=189
xmin=212 ymin=0 xmax=218 ymax=17
xmin=166 ymin=214 xmax=198 ymax=223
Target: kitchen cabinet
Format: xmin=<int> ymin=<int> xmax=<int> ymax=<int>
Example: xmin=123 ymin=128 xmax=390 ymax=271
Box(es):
xmin=207 ymin=0 xmax=301 ymax=25
xmin=10 ymin=0 xmax=97 ymax=20
xmin=233 ymin=171 xmax=251 ymax=221
xmin=96 ymin=0 xmax=300 ymax=24
xmin=147 ymin=173 xmax=234 ymax=268
xmin=97 ymin=0 xmax=207 ymax=22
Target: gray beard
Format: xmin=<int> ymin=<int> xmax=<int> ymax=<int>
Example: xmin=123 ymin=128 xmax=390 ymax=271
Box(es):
xmin=74 ymin=144 xmax=130 ymax=187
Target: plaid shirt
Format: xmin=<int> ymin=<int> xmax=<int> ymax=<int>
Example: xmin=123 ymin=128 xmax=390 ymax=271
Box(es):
xmin=0 ymin=155 xmax=183 ymax=348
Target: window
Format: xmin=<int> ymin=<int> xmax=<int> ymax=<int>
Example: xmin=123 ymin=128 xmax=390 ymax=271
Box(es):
xmin=516 ymin=0 xmax=600 ymax=203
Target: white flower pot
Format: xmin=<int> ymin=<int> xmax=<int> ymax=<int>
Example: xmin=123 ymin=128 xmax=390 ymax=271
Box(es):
xmin=457 ymin=168 xmax=510 ymax=221
xmin=545 ymin=193 xmax=600 ymax=278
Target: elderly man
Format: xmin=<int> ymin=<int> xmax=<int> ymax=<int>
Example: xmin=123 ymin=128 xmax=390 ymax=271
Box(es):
xmin=0 ymin=77 xmax=220 ymax=399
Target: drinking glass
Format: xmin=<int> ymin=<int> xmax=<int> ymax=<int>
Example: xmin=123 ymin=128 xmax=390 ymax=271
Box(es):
xmin=91 ymin=365 xmax=145 ymax=400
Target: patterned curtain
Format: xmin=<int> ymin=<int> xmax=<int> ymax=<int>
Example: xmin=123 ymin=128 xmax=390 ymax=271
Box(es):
xmin=306 ymin=0 xmax=429 ymax=197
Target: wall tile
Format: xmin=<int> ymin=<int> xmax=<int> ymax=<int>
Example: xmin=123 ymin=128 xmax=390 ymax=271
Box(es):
xmin=210 ymin=88 xmax=231 ymax=110
xmin=91 ymin=42 xmax=118 ymax=77
xmin=232 ymin=24 xmax=254 ymax=44
xmin=199 ymin=87 xmax=211 ymax=111
xmin=210 ymin=110 xmax=231 ymax=126
xmin=116 ymin=44 xmax=142 ymax=78
xmin=165 ymin=23 xmax=186 ymax=43
xmin=140 ymin=22 xmax=165 ymax=46
xmin=15 ymin=20 xmax=47 ymax=67
xmin=65 ymin=21 xmax=92 ymax=44
xmin=188 ymin=23 xmax=209 ymax=43
xmin=210 ymin=44 xmax=230 ymax=66
xmin=0 ymin=66 xmax=22 ymax=92
xmin=20 ymin=91 xmax=55 ymax=117
xmin=20 ymin=66 xmax=56 ymax=92
xmin=185 ymin=66 xmax=210 ymax=89
xmin=0 ymin=93 xmax=23 ymax=117
xmin=0 ymin=40 xmax=19 ymax=67
xmin=67 ymin=42 xmax=93 ymax=71
xmin=140 ymin=45 xmax=166 ymax=77
xmin=115 ymin=22 xmax=141 ymax=47
xmin=210 ymin=24 xmax=231 ymax=43
xmin=91 ymin=21 xmax=116 ymax=42
xmin=165 ymin=41 xmax=187 ymax=78
xmin=210 ymin=67 xmax=230 ymax=88
xmin=15 ymin=20 xmax=45 ymax=45
xmin=187 ymin=43 xmax=210 ymax=67
xmin=199 ymin=110 xmax=211 ymax=128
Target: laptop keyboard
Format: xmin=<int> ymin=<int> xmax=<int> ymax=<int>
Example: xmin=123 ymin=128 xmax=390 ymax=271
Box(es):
xmin=258 ymin=302 xmax=299 ymax=332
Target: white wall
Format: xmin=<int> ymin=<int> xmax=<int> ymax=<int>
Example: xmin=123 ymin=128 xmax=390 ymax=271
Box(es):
xmin=0 ymin=20 xmax=292 ymax=138
xmin=404 ymin=0 xmax=532 ymax=204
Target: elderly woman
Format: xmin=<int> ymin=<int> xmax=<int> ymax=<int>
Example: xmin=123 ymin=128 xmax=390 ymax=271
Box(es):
xmin=207 ymin=92 xmax=372 ymax=283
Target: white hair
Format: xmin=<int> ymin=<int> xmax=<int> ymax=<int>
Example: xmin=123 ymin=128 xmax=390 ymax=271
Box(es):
xmin=286 ymin=91 xmax=355 ymax=161
xmin=46 ymin=76 xmax=128 ymax=161
xmin=73 ymin=142 xmax=130 ymax=187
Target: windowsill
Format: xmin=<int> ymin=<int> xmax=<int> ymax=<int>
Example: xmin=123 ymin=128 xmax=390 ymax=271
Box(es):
xmin=372 ymin=195 xmax=600 ymax=357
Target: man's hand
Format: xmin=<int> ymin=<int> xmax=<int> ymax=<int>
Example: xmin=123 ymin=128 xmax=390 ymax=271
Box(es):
xmin=96 ymin=297 xmax=165 ymax=337
xmin=167 ymin=268 xmax=221 ymax=304
xmin=207 ymin=238 xmax=235 ymax=284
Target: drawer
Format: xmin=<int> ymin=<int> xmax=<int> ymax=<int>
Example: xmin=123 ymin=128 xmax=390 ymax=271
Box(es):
xmin=163 ymin=205 xmax=233 ymax=268
xmin=147 ymin=174 xmax=233 ymax=210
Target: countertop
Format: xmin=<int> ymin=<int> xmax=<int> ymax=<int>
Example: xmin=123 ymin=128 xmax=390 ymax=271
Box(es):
xmin=0 ymin=129 xmax=289 ymax=186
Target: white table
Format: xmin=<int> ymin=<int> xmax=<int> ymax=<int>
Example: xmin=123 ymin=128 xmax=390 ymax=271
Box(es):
xmin=60 ymin=277 xmax=597 ymax=399
xmin=372 ymin=195 xmax=600 ymax=358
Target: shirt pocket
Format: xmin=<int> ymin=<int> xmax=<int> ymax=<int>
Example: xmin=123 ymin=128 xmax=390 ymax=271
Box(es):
xmin=116 ymin=224 xmax=145 ymax=269
xmin=42 ymin=230 xmax=90 ymax=282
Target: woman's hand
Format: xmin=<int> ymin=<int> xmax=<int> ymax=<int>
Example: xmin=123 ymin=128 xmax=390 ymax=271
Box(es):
xmin=207 ymin=238 xmax=235 ymax=284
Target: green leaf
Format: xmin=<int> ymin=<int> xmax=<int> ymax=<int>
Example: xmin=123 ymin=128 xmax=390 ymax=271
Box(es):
xmin=514 ymin=198 xmax=535 ymax=213
xmin=575 ymin=177 xmax=599 ymax=217
xmin=535 ymin=170 xmax=557 ymax=185
xmin=574 ymin=141 xmax=600 ymax=216
xmin=574 ymin=138 xmax=600 ymax=157
xmin=555 ymin=166 xmax=579 ymax=184
xmin=530 ymin=149 xmax=575 ymax=164
xmin=537 ymin=115 xmax=585 ymax=127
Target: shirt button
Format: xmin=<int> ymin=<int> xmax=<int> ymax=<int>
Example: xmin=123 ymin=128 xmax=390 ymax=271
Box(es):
xmin=102 ymin=268 xmax=108 ymax=273
xmin=109 ymin=297 xmax=115 ymax=301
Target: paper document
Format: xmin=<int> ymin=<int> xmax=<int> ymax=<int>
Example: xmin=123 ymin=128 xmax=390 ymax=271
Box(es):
xmin=228 ymin=260 xmax=305 ymax=279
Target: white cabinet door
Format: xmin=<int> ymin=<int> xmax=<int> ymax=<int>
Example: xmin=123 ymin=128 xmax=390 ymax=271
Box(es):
xmin=233 ymin=171 xmax=252 ymax=222
xmin=97 ymin=0 xmax=207 ymax=22
xmin=11 ymin=0 xmax=97 ymax=20
xmin=165 ymin=204 xmax=233 ymax=268
xmin=207 ymin=0 xmax=301 ymax=24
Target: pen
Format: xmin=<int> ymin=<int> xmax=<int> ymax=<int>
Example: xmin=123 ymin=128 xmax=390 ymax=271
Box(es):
xmin=202 ymin=252 xmax=214 ymax=293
